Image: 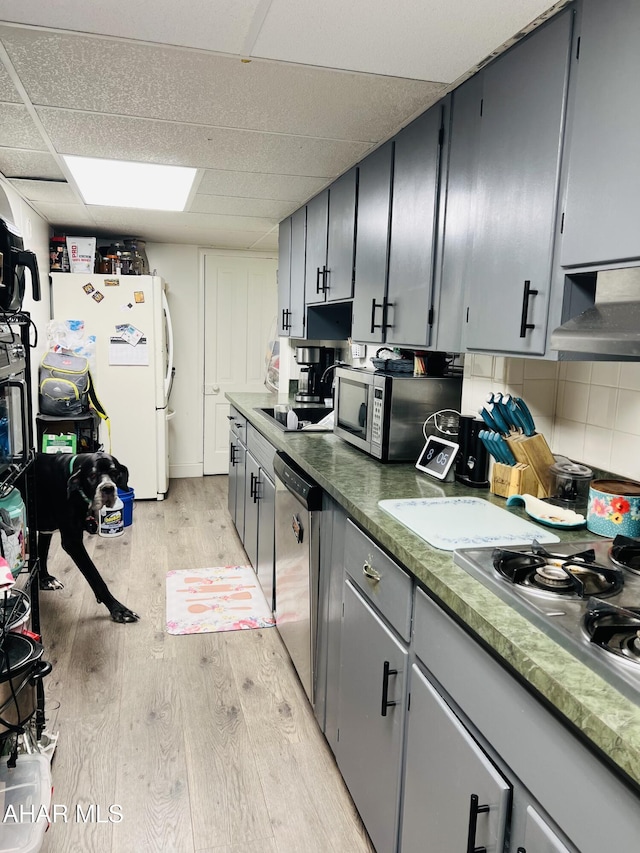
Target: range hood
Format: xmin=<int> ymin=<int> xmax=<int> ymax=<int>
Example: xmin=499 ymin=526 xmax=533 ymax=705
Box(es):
xmin=550 ymin=268 xmax=640 ymax=357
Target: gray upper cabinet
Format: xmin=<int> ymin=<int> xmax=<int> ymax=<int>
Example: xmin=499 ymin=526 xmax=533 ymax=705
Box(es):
xmin=277 ymin=209 xmax=306 ymax=337
xmin=436 ymin=79 xmax=482 ymax=354
xmin=351 ymin=141 xmax=394 ymax=343
xmin=386 ymin=107 xmax=444 ymax=348
xmin=277 ymin=217 xmax=292 ymax=337
xmin=323 ymin=167 xmax=357 ymax=304
xmin=464 ymin=9 xmax=573 ymax=355
xmin=304 ymin=189 xmax=329 ymax=306
xmin=560 ymin=0 xmax=640 ymax=268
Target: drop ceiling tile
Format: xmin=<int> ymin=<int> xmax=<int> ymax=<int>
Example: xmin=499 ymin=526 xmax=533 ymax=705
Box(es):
xmin=93 ymin=206 xmax=277 ymax=233
xmin=0 ymin=1 xmax=261 ymax=55
xmin=253 ymin=0 xmax=564 ymax=82
xmin=0 ymin=103 xmax=46 ymax=150
xmin=36 ymin=109 xmax=371 ymax=178
xmin=31 ymin=201 xmax=96 ymax=227
xmin=8 ymin=178 xmax=76 ymax=203
xmin=0 ymin=27 xmax=444 ymax=142
xmin=0 ymin=149 xmax=64 ymax=179
xmin=0 ymin=62 xmax=21 ymax=102
xmin=190 ymin=194 xmax=295 ymax=219
xmin=198 ymin=169 xmax=326 ymax=201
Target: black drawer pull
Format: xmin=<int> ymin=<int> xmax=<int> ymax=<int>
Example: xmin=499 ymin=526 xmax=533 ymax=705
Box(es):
xmin=519 ymin=280 xmax=538 ymax=338
xmin=381 ymin=660 xmax=398 ymax=717
xmin=466 ymin=793 xmax=490 ymax=853
xmin=370 ymin=299 xmax=383 ymax=333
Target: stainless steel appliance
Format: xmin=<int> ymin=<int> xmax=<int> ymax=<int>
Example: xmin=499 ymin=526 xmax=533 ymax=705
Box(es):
xmin=454 ymin=537 xmax=640 ymax=704
xmin=333 ymin=366 xmax=462 ymax=462
xmin=294 ymin=346 xmax=335 ymax=404
xmin=273 ymin=452 xmax=324 ymax=704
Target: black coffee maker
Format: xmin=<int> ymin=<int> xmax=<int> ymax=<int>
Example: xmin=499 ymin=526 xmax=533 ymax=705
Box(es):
xmin=0 ymin=186 xmax=41 ymax=312
xmin=294 ymin=346 xmax=335 ymax=403
xmin=455 ymin=416 xmax=490 ymax=488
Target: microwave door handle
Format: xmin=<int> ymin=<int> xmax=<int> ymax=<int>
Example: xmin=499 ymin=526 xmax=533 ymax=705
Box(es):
xmin=6 ymin=379 xmax=28 ymax=465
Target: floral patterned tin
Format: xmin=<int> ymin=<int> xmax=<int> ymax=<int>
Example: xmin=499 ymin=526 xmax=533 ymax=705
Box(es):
xmin=586 ymin=479 xmax=640 ymax=537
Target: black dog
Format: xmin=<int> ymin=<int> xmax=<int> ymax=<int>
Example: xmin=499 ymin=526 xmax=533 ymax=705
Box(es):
xmin=32 ymin=452 xmax=139 ymax=624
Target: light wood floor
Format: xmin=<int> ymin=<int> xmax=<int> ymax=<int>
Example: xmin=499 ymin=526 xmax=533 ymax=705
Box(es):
xmin=38 ymin=476 xmax=375 ymax=853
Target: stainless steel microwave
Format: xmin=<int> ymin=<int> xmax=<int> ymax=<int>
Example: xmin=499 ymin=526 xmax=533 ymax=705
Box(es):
xmin=333 ymin=367 xmax=462 ymax=462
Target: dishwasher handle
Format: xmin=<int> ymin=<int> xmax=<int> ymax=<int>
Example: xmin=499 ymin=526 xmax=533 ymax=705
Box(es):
xmin=274 ymin=451 xmax=323 ymax=511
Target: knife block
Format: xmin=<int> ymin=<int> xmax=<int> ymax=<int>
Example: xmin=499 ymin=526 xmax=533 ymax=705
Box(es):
xmin=491 ymin=462 xmax=539 ymax=498
xmin=505 ymin=433 xmax=555 ymax=497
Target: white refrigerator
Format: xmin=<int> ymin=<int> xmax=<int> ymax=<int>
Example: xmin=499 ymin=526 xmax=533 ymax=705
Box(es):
xmin=50 ymin=274 xmax=174 ymax=500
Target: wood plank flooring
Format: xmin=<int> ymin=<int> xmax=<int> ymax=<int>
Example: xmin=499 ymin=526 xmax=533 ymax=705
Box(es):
xmin=38 ymin=476 xmax=375 ymax=853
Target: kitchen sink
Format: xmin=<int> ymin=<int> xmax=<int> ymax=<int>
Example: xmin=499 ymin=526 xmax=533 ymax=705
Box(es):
xmin=254 ymin=406 xmax=333 ymax=432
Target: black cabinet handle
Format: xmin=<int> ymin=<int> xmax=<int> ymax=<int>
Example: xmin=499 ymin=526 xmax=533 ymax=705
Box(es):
xmin=281 ymin=308 xmax=291 ymax=331
xmin=519 ymin=280 xmax=538 ymax=338
xmin=370 ymin=299 xmax=383 ymax=333
xmin=249 ymin=472 xmax=256 ymax=500
xmin=466 ymin=794 xmax=490 ymax=853
xmin=230 ymin=443 xmax=238 ymax=466
xmin=383 ymin=299 xmax=394 ymax=330
xmin=253 ymin=473 xmax=261 ymax=503
xmin=316 ymin=267 xmax=323 ymax=294
xmin=381 ymin=660 xmax=398 ymax=717
xmin=322 ymin=265 xmax=329 ymax=293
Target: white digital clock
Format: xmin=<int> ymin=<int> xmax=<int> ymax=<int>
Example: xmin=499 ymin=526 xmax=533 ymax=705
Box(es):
xmin=415 ymin=435 xmax=460 ymax=481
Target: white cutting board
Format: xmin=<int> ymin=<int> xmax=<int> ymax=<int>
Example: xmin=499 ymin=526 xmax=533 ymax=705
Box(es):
xmin=378 ymin=497 xmax=560 ymax=551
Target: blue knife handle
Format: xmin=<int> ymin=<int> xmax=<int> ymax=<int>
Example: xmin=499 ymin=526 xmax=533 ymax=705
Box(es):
xmin=514 ymin=397 xmax=536 ymax=435
xmin=507 ymin=398 xmax=528 ymax=433
xmin=479 ymin=407 xmax=499 ymax=432
xmin=487 ymin=402 xmax=510 ymax=435
xmin=497 ymin=435 xmax=517 ymax=465
xmin=494 ymin=394 xmax=515 ymax=430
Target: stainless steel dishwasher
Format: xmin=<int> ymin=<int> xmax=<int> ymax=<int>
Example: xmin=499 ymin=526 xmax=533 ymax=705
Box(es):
xmin=273 ymin=451 xmax=323 ymax=705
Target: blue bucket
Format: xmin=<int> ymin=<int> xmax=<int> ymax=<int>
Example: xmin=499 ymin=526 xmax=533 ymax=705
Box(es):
xmin=117 ymin=487 xmax=135 ymax=527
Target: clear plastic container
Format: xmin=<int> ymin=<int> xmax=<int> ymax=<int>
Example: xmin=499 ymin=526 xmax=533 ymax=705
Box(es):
xmin=0 ymin=754 xmax=52 ymax=852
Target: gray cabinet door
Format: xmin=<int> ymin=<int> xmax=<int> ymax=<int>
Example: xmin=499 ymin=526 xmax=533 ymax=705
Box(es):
xmin=305 ymin=190 xmax=329 ymax=306
xmin=256 ymin=471 xmax=275 ymax=612
xmin=336 ymin=578 xmax=407 ymax=853
xmin=400 ymin=663 xmax=511 ymax=853
xmin=325 ymin=168 xmax=357 ymax=302
xmin=520 ymin=805 xmax=572 ymax=853
xmin=289 ymin=207 xmax=306 ymax=338
xmin=277 ymin=217 xmax=292 ymax=336
xmin=228 ymin=438 xmax=246 ymax=541
xmin=386 ymin=107 xmax=443 ymax=348
xmin=465 ymin=9 xmax=573 ymax=354
xmin=352 ymin=141 xmax=393 ymax=343
xmin=244 ymin=451 xmax=259 ymax=567
xmin=561 ymin=0 xmax=640 ymax=267
xmin=437 ymin=78 xmax=482 ymax=354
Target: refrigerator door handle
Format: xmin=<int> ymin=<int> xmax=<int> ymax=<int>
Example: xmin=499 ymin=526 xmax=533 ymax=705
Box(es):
xmin=162 ymin=288 xmax=174 ymax=403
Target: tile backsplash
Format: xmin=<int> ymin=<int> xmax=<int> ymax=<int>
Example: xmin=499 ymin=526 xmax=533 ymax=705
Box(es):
xmin=462 ymin=355 xmax=640 ymax=482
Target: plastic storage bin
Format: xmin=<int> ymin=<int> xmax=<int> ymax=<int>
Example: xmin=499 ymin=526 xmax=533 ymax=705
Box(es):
xmin=0 ymin=754 xmax=52 ymax=852
xmin=0 ymin=487 xmax=26 ymax=577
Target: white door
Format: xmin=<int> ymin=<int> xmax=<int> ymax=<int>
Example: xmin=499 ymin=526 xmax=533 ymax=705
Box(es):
xmin=203 ymin=253 xmax=277 ymax=474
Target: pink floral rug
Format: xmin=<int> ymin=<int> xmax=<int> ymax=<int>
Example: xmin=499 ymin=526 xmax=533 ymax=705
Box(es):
xmin=165 ymin=566 xmax=275 ymax=635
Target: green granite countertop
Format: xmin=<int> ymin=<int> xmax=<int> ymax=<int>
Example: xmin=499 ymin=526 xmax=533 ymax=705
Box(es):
xmin=227 ymin=391 xmax=640 ymax=790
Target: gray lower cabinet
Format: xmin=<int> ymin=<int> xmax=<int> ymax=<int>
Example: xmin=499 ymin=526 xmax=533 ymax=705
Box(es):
xmin=243 ymin=450 xmax=275 ymax=610
xmin=560 ymin=0 xmax=640 ymax=267
xmin=464 ymin=8 xmax=573 ymax=355
xmin=227 ymin=408 xmax=247 ymax=540
xmin=335 ymin=579 xmax=408 ymax=853
xmin=411 ymin=587 xmax=640 ymax=853
xmin=400 ymin=662 xmax=511 ymax=852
